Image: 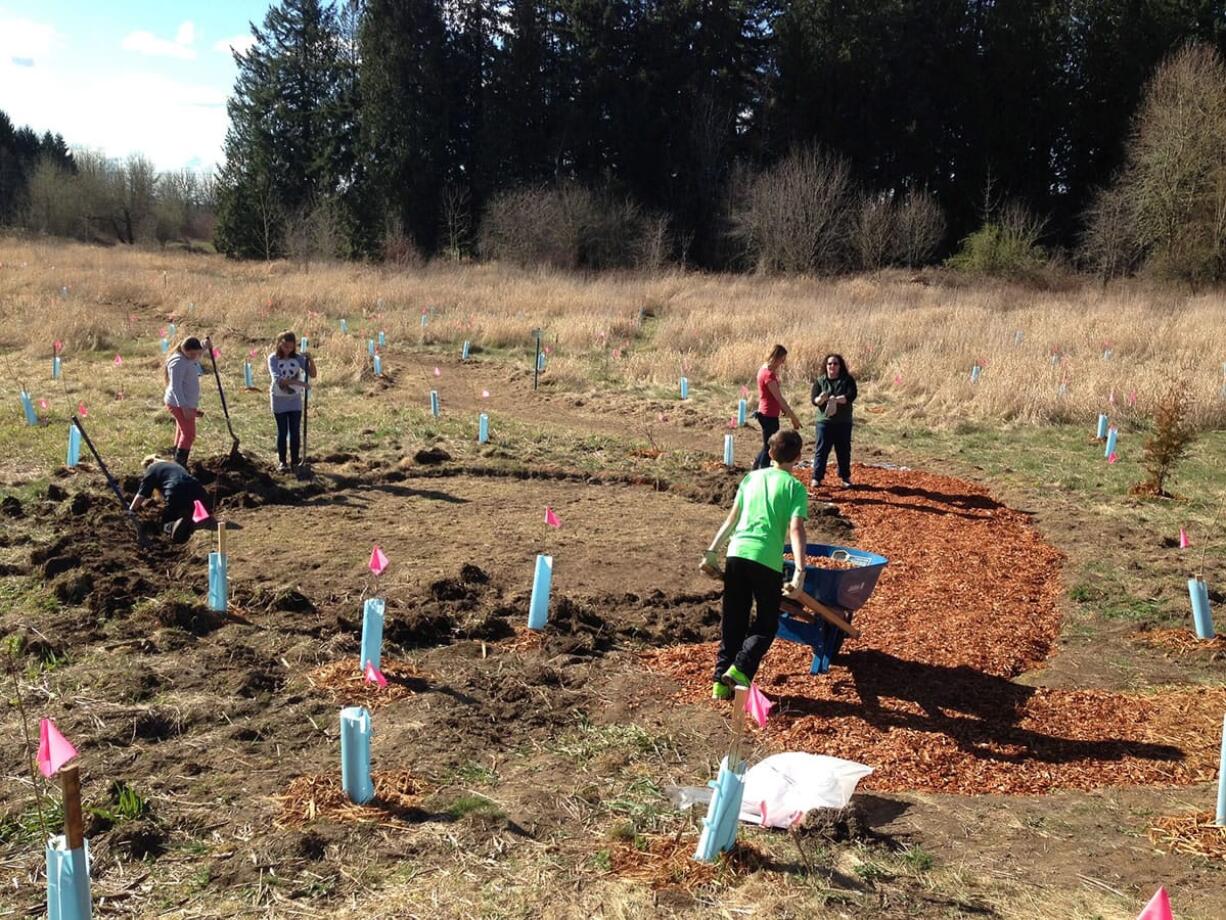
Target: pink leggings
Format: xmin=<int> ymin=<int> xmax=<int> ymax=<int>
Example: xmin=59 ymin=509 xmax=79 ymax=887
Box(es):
xmin=167 ymin=406 xmax=197 ymax=451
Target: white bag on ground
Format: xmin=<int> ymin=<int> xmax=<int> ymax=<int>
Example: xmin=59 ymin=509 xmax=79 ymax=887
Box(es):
xmin=738 ymin=752 xmax=873 ymax=828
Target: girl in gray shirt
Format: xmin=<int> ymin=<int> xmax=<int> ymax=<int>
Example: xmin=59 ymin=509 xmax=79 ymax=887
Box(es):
xmin=268 ymin=331 xmax=317 ymax=471
xmin=163 ymin=335 xmax=210 ymax=466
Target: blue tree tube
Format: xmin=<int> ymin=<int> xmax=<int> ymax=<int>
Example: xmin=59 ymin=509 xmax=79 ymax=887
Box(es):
xmin=373 ymin=355 xmax=383 ymax=377
xmin=430 ymin=390 xmax=440 ymax=417
xmin=379 ymin=330 xmax=388 ymax=346
xmin=1096 ymin=414 xmax=1109 ymax=439
xmin=339 ymin=318 xmax=348 ymax=333
xmin=1215 ymin=714 xmax=1226 ymax=826
xmin=208 ymin=552 xmax=228 ymax=613
xmin=723 ymin=433 xmax=734 ymax=467
xmin=20 ymin=391 xmax=38 ymax=426
xmin=1189 ymin=577 xmax=1215 ymax=640
xmin=52 ymin=356 xmax=61 ymax=379
xmin=462 ymin=340 xmax=471 ymax=360
xmin=537 ymin=351 xmax=547 ymax=372
xmin=1104 ymin=426 xmax=1118 ymax=458
xmin=693 ymin=756 xmax=746 ymax=862
xmin=970 ymin=365 xmax=981 ymax=383
xmin=737 ymin=398 xmax=747 ymax=426
xmin=680 ymin=377 xmax=689 ymax=399
xmin=478 ymin=413 xmax=489 ymax=444
xmin=360 ymin=598 xmax=385 ymax=671
xmin=168 ymin=322 xmax=176 ymax=336
xmin=368 ymin=339 xmax=376 ymax=357
xmin=527 ymin=554 xmax=553 ymax=630
xmin=159 ymin=338 xmax=169 ymax=353
xmin=46 ymin=835 xmax=91 ymax=920
xmin=66 ymin=425 xmax=81 ymax=468
xmin=300 ymin=336 xmax=309 ymax=352
xmin=244 ymin=361 xmax=254 ymax=389
xmin=340 ymin=706 xmax=374 ymax=805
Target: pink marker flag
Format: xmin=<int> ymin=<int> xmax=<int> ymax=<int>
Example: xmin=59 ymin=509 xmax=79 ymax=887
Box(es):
xmin=1108 ymin=452 xmax=1118 ymax=464
xmin=53 ymin=340 xmax=63 ymax=354
xmin=893 ymin=374 xmax=903 ymax=386
xmin=249 ymin=347 xmax=259 ymax=358
xmin=38 ymin=399 xmax=48 ymax=410
xmin=727 ymin=417 xmax=737 ymax=429
xmin=77 ymin=402 xmax=88 ymax=417
xmin=545 ymin=506 xmax=561 ymax=528
xmin=740 ymin=385 xmax=749 ymax=399
xmin=612 ymin=347 xmax=622 ymax=359
xmin=1135 ymin=887 xmax=1173 ymax=920
xmin=433 ymin=367 xmax=441 ymax=377
xmin=369 ymin=544 xmax=389 ymax=576
xmin=363 ymin=660 xmax=388 ymax=688
xmin=1109 ymin=388 xmax=1116 ymax=406
xmin=191 ymin=500 xmax=210 ymax=523
xmin=1179 ymin=528 xmax=1190 ymax=549
xmin=481 ymin=389 xmax=490 ymax=399
xmin=113 ymin=354 xmax=123 ymax=366
xmin=211 ymin=347 xmax=221 ymax=359
xmin=1128 ymin=388 xmax=1138 ymax=407
xmin=37 ymin=718 xmax=78 ymax=778
xmin=745 ymin=683 xmax=775 ymax=728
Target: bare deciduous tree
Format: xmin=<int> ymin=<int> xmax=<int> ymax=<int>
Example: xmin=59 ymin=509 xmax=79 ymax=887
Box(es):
xmin=852 ymin=193 xmax=896 ymax=271
xmin=895 ymin=188 xmax=946 ymax=267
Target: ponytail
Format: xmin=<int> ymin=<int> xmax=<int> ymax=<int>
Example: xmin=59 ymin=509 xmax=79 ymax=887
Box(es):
xmin=164 ymin=336 xmax=203 ymax=385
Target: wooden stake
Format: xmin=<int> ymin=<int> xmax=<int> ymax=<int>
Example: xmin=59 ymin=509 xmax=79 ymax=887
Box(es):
xmin=729 ymin=686 xmax=748 ymax=768
xmin=60 ymin=765 xmax=84 ymax=849
xmin=217 ymin=521 xmax=227 ymax=555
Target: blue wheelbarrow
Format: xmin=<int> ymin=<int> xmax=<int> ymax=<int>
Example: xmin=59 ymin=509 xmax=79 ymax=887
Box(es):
xmin=778 ymin=543 xmax=888 ymax=674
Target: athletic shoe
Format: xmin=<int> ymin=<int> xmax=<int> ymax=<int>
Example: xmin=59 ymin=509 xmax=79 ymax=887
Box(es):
xmin=278 ymin=462 xmax=290 ymax=472
xmin=840 ymin=479 xmax=853 ymax=488
xmin=711 ymin=682 xmax=732 ymax=701
xmin=721 ymin=664 xmax=750 ymax=689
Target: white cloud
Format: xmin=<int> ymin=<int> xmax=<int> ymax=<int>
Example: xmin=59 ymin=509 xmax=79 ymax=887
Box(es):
xmin=121 ymin=20 xmax=197 ymax=60
xmin=0 ymin=10 xmax=60 ymax=64
xmin=1 ymin=56 xmax=229 ymax=169
xmin=214 ymin=33 xmax=256 ymax=56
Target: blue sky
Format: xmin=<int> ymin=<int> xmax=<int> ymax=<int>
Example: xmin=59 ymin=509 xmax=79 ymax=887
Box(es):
xmin=0 ymin=1 xmax=273 ymax=170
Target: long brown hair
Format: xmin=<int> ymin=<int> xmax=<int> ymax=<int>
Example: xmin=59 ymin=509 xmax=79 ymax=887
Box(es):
xmin=163 ymin=336 xmax=203 ymax=384
xmin=765 ymin=344 xmax=788 ymax=367
xmin=274 ymin=331 xmax=298 ymax=358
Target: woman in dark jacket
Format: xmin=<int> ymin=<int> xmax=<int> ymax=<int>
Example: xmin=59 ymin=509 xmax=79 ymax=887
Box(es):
xmin=810 ymin=353 xmax=858 ymax=488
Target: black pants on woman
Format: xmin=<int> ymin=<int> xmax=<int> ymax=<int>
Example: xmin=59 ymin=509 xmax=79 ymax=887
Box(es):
xmin=275 ymin=410 xmax=302 ymax=464
xmin=814 ymin=421 xmax=852 ymax=484
xmin=752 ymin=412 xmax=780 ymax=470
xmin=715 ymin=556 xmax=783 ymax=682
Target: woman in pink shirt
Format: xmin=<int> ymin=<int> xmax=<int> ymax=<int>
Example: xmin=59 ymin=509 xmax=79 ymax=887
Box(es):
xmin=752 ymin=344 xmax=801 ymax=469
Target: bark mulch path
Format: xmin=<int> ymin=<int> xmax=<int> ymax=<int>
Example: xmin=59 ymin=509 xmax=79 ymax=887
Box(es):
xmin=645 ymin=463 xmax=1226 ymax=795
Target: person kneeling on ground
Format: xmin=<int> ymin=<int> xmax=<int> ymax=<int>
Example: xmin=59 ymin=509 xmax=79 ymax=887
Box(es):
xmin=701 ymin=429 xmax=808 ymax=700
xmin=129 ymin=455 xmax=212 ymax=544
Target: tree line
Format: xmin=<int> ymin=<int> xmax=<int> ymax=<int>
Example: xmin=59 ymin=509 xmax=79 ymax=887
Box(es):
xmin=0 ymin=109 xmax=216 ymax=248
xmin=8 ymin=1 xmax=1226 ymax=282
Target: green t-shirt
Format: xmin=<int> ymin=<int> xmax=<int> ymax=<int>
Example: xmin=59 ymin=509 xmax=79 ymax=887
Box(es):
xmin=726 ymin=467 xmax=809 ymax=573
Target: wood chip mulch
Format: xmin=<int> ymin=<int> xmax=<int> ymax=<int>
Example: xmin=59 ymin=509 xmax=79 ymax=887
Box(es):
xmin=1147 ymin=812 xmax=1226 ymax=861
xmin=645 ymin=463 xmax=1226 ymax=795
xmin=500 ymin=624 xmax=545 ymax=652
xmin=603 ymin=835 xmax=766 ymax=891
xmin=1133 ymin=628 xmax=1226 ymax=659
xmin=306 ymin=659 xmax=424 ymax=710
xmin=276 ymin=770 xmax=427 ymax=827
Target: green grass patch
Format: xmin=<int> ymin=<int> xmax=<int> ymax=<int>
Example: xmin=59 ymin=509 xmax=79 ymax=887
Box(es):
xmin=444 ymin=794 xmax=505 ymax=820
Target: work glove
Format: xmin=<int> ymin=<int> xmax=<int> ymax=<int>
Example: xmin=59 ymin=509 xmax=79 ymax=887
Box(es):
xmin=699 ymin=550 xmax=722 ymax=579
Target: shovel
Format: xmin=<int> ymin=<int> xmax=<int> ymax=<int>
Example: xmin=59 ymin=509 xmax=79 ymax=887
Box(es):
xmin=207 ymin=340 xmax=241 ymax=462
xmin=72 ymin=416 xmax=147 ymax=548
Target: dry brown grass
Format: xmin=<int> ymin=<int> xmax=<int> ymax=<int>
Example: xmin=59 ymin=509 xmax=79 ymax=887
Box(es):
xmin=2 ymin=235 xmax=1225 ymax=426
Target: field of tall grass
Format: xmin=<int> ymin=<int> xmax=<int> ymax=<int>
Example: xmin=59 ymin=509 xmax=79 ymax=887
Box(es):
xmin=1 ymin=234 xmax=1224 ymax=428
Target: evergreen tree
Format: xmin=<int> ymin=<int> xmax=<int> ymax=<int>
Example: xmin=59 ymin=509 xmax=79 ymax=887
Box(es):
xmin=215 ymin=0 xmax=352 ymax=258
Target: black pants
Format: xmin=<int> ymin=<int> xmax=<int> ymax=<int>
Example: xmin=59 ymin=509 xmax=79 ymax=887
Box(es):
xmin=163 ymin=486 xmax=211 ymax=526
xmin=275 ymin=410 xmax=302 ymax=464
xmin=715 ymin=556 xmax=783 ymax=682
xmin=752 ymin=413 xmax=780 ymax=470
xmin=814 ymin=422 xmax=852 ymax=484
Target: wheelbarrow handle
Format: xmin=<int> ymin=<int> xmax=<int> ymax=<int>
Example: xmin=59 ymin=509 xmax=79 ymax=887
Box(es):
xmin=782 ymin=586 xmax=861 ymax=639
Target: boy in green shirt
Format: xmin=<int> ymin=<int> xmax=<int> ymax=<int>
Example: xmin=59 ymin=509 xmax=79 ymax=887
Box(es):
xmin=701 ymin=429 xmax=808 ymax=700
